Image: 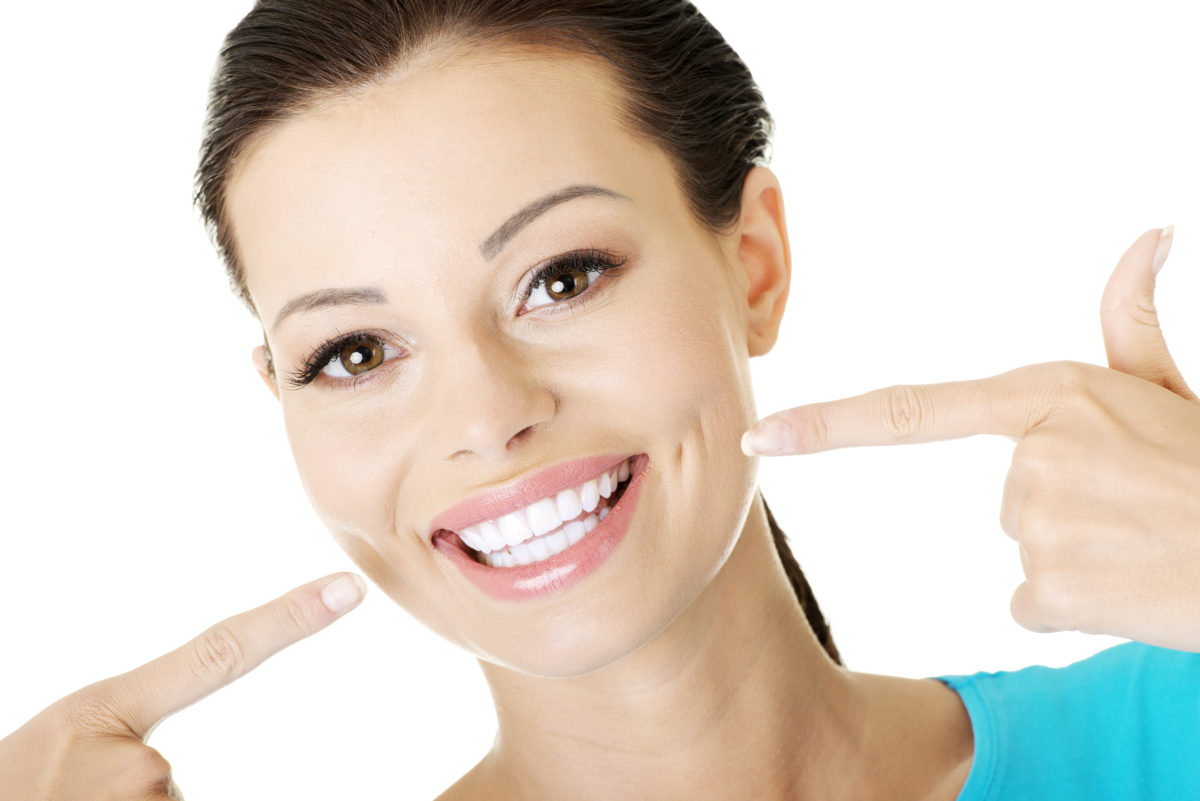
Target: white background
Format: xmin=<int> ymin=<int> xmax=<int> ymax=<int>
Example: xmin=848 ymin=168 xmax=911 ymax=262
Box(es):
xmin=2 ymin=1 xmax=1198 ymax=797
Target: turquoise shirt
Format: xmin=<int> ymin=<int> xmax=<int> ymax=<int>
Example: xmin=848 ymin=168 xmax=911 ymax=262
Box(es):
xmin=935 ymin=642 xmax=1200 ymax=800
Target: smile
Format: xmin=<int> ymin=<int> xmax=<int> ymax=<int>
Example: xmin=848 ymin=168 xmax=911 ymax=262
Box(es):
xmin=457 ymin=457 xmax=632 ymax=567
xmin=430 ymin=453 xmax=650 ymax=601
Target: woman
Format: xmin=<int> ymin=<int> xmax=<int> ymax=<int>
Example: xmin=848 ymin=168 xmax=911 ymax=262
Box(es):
xmin=3 ymin=1 xmax=1199 ymax=798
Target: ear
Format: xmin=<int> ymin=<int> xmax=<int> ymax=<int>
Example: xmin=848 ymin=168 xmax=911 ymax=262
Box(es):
xmin=252 ymin=344 xmax=281 ymax=400
xmin=734 ymin=166 xmax=791 ymax=357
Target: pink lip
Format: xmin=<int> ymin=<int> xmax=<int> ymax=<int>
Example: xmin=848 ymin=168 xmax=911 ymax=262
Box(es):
xmin=432 ymin=453 xmax=650 ymax=602
xmin=429 ymin=453 xmax=632 ymax=536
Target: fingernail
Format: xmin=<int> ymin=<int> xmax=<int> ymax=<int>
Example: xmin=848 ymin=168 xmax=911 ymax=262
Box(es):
xmin=1151 ymin=224 xmax=1174 ymax=275
xmin=321 ymin=574 xmax=366 ymax=613
xmin=741 ymin=420 xmax=796 ymax=456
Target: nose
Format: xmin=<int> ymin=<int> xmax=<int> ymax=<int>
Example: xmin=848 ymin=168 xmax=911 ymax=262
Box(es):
xmin=432 ymin=335 xmax=556 ymax=463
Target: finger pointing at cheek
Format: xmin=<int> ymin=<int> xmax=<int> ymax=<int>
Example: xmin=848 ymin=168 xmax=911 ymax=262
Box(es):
xmin=740 ymin=369 xmax=1051 ymax=457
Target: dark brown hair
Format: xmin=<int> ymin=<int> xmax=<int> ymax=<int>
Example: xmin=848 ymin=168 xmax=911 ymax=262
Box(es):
xmin=196 ymin=0 xmax=840 ymax=665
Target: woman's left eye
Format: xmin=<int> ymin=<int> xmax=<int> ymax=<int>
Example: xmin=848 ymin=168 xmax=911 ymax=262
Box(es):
xmin=522 ymin=250 xmax=625 ymax=313
xmin=320 ymin=337 xmax=400 ymax=378
xmin=527 ymin=269 xmax=592 ymax=309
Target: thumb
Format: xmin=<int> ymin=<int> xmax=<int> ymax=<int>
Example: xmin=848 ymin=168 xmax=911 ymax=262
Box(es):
xmin=1099 ymin=225 xmax=1197 ymax=401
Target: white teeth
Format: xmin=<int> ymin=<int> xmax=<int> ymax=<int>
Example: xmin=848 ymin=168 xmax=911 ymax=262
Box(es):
xmin=526 ymin=497 xmax=562 ymax=536
xmin=509 ymin=541 xmax=535 ymax=565
xmin=526 ymin=537 xmax=551 ymax=561
xmin=563 ymin=519 xmax=586 ymax=545
xmin=498 ymin=510 xmax=532 ymax=546
xmin=481 ymin=549 xmax=515 ymax=568
xmin=545 ymin=529 xmax=569 ymax=555
xmin=478 ymin=520 xmax=506 ymax=551
xmin=556 ymin=487 xmax=583 ymax=521
xmin=453 ymin=457 xmax=636 ymax=567
xmin=580 ymin=479 xmax=600 ymax=512
xmin=459 ymin=525 xmax=485 ymax=551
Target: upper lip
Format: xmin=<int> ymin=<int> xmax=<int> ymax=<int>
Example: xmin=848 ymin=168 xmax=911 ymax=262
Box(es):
xmin=428 ymin=453 xmax=634 ymax=538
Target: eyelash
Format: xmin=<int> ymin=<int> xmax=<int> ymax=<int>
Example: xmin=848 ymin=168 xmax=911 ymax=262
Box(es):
xmin=286 ymin=248 xmax=627 ymax=390
xmin=285 ymin=329 xmax=395 ymax=390
xmin=519 ymin=248 xmax=626 ymax=314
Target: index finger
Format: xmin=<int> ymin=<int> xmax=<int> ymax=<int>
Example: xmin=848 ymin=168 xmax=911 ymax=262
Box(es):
xmin=743 ymin=366 xmax=1058 ymax=455
xmin=92 ymin=572 xmax=366 ymax=739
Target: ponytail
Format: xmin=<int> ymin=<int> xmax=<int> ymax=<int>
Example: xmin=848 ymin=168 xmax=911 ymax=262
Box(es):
xmin=763 ymin=495 xmax=842 ymax=665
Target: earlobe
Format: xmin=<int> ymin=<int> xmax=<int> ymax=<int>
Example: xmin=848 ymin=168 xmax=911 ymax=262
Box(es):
xmin=735 ymin=166 xmax=791 ymax=357
xmin=252 ymin=345 xmax=281 ymax=400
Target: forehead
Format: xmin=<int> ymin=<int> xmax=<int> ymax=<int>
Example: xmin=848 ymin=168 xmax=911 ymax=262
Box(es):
xmin=226 ymin=47 xmax=677 ymax=312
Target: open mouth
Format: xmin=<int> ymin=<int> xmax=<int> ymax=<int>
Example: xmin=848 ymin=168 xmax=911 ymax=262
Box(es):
xmin=438 ymin=456 xmax=636 ymax=569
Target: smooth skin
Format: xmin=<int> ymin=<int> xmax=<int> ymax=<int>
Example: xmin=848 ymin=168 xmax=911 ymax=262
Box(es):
xmin=745 ymin=226 xmax=1200 ymax=652
xmin=228 ymin=46 xmax=973 ymax=800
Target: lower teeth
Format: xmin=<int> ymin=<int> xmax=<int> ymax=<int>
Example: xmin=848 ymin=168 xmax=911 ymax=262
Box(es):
xmin=474 ymin=478 xmax=625 ymax=568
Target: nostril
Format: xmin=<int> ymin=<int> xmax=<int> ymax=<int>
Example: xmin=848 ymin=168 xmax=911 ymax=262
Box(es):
xmin=507 ymin=424 xmax=538 ymax=448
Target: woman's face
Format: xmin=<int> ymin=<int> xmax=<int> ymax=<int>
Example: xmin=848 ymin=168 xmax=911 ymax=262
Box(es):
xmin=228 ymin=47 xmax=783 ymax=677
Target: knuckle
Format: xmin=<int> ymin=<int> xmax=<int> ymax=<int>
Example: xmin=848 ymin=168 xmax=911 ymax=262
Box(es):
xmin=191 ymin=623 xmax=248 ymax=683
xmin=134 ymin=745 xmax=172 ymax=779
xmin=1011 ymin=438 xmax=1054 ymax=483
xmin=1025 ymin=575 xmax=1073 ymax=620
xmin=278 ymin=596 xmax=318 ymax=638
xmin=1044 ymin=361 xmax=1092 ymax=407
xmin=1126 ymin=297 xmax=1161 ymax=330
xmin=61 ymin=690 xmax=124 ymax=736
xmin=879 ymin=385 xmax=926 ymax=441
xmin=997 ymin=496 xmax=1017 ymax=539
xmin=801 ymin=407 xmax=832 ymax=451
xmin=1015 ymin=493 xmax=1052 ymax=544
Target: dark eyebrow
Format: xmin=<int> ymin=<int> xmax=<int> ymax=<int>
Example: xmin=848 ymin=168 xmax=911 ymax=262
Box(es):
xmin=271 ymin=286 xmax=388 ymax=332
xmin=479 ymin=184 xmax=627 ymax=260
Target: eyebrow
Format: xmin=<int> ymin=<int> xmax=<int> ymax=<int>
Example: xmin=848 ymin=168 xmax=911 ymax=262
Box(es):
xmin=271 ymin=286 xmax=388 ymax=332
xmin=479 ymin=184 xmax=627 ymax=260
xmin=271 ymin=184 xmax=625 ymax=331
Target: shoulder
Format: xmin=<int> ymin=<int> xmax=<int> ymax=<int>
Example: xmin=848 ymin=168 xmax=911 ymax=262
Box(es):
xmin=936 ymin=642 xmax=1200 ymax=801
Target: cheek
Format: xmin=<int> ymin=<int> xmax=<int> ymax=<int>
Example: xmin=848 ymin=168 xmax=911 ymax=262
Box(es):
xmin=284 ymin=411 xmax=401 ymax=534
xmin=614 ymin=260 xmax=756 ymax=446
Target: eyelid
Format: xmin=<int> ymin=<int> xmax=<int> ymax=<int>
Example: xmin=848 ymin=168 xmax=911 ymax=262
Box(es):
xmin=284 ymin=328 xmax=406 ymax=390
xmin=517 ymin=248 xmax=626 ymax=315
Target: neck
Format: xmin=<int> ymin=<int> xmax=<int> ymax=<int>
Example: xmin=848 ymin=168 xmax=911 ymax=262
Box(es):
xmin=469 ymin=499 xmax=899 ymax=800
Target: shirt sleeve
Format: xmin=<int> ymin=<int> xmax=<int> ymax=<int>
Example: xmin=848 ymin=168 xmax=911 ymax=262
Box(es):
xmin=934 ymin=641 xmax=1200 ymax=801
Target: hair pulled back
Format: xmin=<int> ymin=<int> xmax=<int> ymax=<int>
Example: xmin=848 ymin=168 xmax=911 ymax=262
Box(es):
xmin=197 ymin=0 xmax=840 ymax=666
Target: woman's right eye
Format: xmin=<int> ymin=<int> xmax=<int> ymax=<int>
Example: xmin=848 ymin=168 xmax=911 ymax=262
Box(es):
xmin=320 ymin=337 xmax=402 ymax=379
xmin=285 ymin=332 xmax=406 ymax=390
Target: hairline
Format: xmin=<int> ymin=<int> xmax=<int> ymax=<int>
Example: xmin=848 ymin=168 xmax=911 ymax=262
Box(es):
xmin=211 ymin=35 xmax=736 ymax=319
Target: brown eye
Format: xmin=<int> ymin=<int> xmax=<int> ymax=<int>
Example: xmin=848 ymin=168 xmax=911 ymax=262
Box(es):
xmin=522 ymin=250 xmax=624 ymax=313
xmin=545 ymin=270 xmax=590 ymax=301
xmin=339 ymin=340 xmax=384 ymax=375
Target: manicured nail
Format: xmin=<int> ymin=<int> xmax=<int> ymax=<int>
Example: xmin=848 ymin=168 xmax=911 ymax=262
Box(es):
xmin=1151 ymin=224 xmax=1174 ymax=275
xmin=741 ymin=420 xmax=797 ymax=456
xmin=321 ymin=574 xmax=366 ymax=613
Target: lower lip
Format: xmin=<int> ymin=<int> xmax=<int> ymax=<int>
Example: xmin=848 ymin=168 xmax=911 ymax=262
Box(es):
xmin=433 ymin=453 xmax=650 ymax=602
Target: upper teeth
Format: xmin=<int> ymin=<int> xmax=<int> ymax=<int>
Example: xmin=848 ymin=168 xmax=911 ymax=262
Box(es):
xmin=456 ymin=457 xmax=632 ymax=556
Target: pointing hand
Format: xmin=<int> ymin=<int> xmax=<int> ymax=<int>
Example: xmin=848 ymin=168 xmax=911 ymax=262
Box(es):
xmin=744 ymin=228 xmax=1200 ymax=651
xmin=0 ymin=572 xmax=365 ymax=799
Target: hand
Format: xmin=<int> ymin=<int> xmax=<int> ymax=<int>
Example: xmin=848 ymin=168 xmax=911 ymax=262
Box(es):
xmin=743 ymin=227 xmax=1200 ymax=652
xmin=0 ymin=572 xmax=366 ymax=799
